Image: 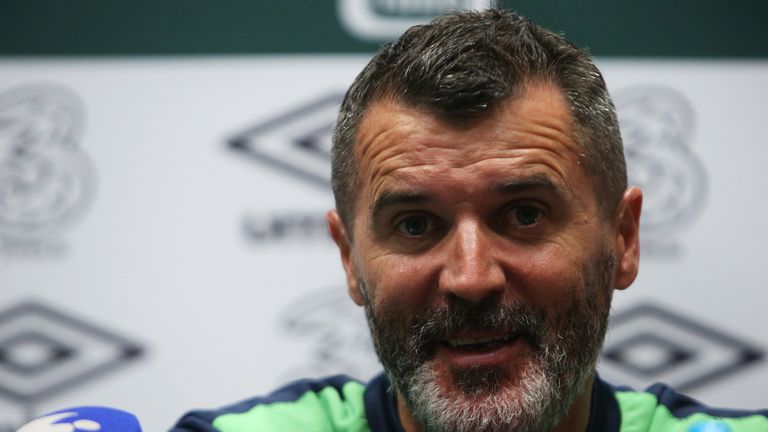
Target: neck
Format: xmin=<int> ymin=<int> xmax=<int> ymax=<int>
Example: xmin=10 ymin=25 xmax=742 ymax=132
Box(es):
xmin=396 ymin=395 xmax=421 ymax=432
xmin=552 ymin=374 xmax=594 ymax=432
xmin=396 ymin=374 xmax=595 ymax=432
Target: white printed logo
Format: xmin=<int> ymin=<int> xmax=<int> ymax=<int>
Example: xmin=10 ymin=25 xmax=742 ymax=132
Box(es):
xmin=338 ymin=0 xmax=492 ymax=41
xmin=17 ymin=412 xmax=101 ymax=432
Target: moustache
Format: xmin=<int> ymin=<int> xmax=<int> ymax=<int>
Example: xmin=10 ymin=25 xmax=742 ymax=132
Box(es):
xmin=407 ymin=298 xmax=548 ymax=359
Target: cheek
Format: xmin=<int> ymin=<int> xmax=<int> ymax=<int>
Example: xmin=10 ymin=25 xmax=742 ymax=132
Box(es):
xmin=362 ymin=252 xmax=439 ymax=309
xmin=511 ymin=245 xmax=592 ymax=313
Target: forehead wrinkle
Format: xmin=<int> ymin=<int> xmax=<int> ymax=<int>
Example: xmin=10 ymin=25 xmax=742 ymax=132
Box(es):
xmin=366 ymin=155 xmax=435 ymax=209
xmin=523 ymin=125 xmax=581 ymax=170
xmin=355 ymin=101 xmax=430 ymax=161
xmin=392 ymin=123 xmax=579 ymax=179
xmin=357 ymin=128 xmax=407 ymax=173
xmin=504 ymin=81 xmax=581 ymax=151
xmin=369 ymin=148 xmax=576 ymax=206
xmin=528 ymin=121 xmax=578 ymax=152
xmin=506 ymin=149 xmax=574 ymax=186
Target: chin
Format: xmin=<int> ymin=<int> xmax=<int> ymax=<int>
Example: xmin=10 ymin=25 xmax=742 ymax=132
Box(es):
xmin=398 ymin=358 xmax=564 ymax=432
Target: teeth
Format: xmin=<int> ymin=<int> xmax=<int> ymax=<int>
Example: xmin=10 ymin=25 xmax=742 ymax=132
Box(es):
xmin=447 ymin=335 xmax=511 ymax=348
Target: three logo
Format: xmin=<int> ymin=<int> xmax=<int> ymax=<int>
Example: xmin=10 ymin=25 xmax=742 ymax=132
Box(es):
xmin=0 ymin=84 xmax=96 ymax=256
xmin=616 ymin=85 xmax=708 ymax=257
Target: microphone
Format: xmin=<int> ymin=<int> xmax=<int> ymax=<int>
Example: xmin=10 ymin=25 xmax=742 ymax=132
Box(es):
xmin=16 ymin=406 xmax=142 ymax=432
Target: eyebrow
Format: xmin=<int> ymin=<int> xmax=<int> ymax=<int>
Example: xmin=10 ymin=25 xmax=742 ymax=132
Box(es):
xmin=370 ymin=190 xmax=430 ymax=228
xmin=496 ymin=175 xmax=564 ymax=196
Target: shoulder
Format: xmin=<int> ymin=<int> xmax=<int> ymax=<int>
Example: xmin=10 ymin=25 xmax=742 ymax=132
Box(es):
xmin=171 ymin=375 xmax=370 ymax=432
xmin=613 ymin=381 xmax=768 ymax=432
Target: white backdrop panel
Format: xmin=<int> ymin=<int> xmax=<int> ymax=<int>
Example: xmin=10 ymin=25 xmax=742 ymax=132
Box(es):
xmin=0 ymin=57 xmax=765 ymax=431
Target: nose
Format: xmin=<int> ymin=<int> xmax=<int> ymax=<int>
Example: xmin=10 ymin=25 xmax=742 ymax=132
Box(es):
xmin=438 ymin=218 xmax=506 ymax=303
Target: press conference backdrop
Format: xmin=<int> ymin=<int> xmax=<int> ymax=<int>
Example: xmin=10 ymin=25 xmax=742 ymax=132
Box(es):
xmin=1 ymin=0 xmax=767 ymax=430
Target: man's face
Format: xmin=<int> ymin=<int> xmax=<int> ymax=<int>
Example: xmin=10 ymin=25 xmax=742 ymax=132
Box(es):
xmin=328 ymin=82 xmax=641 ymax=432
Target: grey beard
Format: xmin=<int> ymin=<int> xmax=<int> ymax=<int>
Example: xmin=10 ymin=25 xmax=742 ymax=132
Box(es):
xmin=401 ymin=301 xmax=603 ymax=432
xmin=360 ymin=251 xmax=614 ymax=432
xmin=406 ymin=356 xmax=557 ymax=432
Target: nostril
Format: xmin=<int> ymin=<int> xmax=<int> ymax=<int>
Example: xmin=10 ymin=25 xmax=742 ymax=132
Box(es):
xmin=446 ymin=289 xmax=504 ymax=308
xmin=439 ymin=264 xmax=506 ymax=303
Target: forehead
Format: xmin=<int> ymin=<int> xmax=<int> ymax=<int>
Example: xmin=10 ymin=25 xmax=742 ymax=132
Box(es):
xmin=352 ymin=82 xmax=590 ymax=216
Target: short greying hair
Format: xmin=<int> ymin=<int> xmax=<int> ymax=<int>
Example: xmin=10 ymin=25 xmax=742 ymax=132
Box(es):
xmin=331 ymin=8 xmax=626 ymax=229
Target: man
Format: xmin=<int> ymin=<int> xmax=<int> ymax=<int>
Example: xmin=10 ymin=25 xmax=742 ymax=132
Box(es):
xmin=173 ymin=8 xmax=768 ymax=432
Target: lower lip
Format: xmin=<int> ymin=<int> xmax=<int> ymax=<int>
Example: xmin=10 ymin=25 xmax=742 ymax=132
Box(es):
xmin=436 ymin=337 xmax=529 ymax=369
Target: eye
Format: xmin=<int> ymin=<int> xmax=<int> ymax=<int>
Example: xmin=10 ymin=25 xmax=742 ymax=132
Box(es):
xmin=499 ymin=203 xmax=546 ymax=229
xmin=396 ymin=215 xmax=432 ymax=236
xmin=513 ymin=205 xmax=543 ymax=226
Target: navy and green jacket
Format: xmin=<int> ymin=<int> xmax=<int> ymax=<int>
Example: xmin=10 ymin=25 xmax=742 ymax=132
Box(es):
xmin=171 ymin=373 xmax=768 ymax=431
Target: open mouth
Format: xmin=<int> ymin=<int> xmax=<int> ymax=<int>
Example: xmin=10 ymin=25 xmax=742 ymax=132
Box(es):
xmin=434 ymin=330 xmax=530 ymax=368
xmin=442 ymin=333 xmax=519 ymax=351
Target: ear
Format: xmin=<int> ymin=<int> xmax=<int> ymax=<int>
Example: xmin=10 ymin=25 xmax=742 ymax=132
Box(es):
xmin=613 ymin=187 xmax=643 ymax=290
xmin=327 ymin=209 xmax=365 ymax=306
